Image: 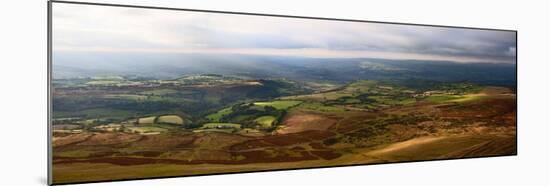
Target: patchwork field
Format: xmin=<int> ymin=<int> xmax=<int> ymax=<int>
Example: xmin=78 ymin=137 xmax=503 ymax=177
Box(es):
xmin=52 ymin=76 xmax=516 ymax=184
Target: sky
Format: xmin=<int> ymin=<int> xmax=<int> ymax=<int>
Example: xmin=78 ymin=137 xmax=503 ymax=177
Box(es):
xmin=52 ymin=3 xmax=517 ymax=64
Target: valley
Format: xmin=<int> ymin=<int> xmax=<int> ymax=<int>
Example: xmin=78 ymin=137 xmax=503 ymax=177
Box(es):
xmin=51 ymin=74 xmax=516 ymax=184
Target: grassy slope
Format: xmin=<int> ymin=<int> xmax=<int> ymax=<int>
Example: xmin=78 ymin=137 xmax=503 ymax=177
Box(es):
xmin=206 ymin=107 xmax=233 ymax=122
xmin=138 ymin=116 xmax=156 ymax=124
xmin=254 ymin=116 xmax=276 ymax=128
xmin=157 ymin=115 xmax=184 ymax=124
xmin=365 ymin=134 xmax=516 ymax=162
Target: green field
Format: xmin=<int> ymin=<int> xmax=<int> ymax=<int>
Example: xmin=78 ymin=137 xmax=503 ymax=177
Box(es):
xmin=347 ymin=80 xmax=377 ymax=91
xmin=425 ymin=95 xmax=464 ymax=103
xmin=447 ymin=94 xmax=485 ymax=103
xmin=294 ymin=102 xmax=346 ymax=112
xmin=138 ymin=116 xmax=156 ymax=124
xmin=206 ymin=107 xmax=233 ymax=122
xmin=157 ymin=115 xmax=184 ymax=124
xmin=254 ymin=116 xmax=277 ymax=128
xmin=253 ymin=100 xmax=302 ymax=110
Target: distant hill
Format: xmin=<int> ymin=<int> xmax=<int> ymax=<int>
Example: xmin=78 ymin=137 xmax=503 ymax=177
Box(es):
xmin=53 ymin=52 xmax=516 ymax=86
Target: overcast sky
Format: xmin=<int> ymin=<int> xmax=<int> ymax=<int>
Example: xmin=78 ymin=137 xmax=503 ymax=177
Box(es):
xmin=52 ymin=3 xmax=516 ymax=64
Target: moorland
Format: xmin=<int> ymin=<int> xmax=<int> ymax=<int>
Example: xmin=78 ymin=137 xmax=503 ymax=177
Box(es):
xmin=51 ymin=57 xmax=516 ymax=184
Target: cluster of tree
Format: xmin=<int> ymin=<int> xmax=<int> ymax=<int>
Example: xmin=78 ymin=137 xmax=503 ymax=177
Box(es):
xmin=435 ymin=82 xmax=482 ymax=94
xmin=246 ymin=79 xmax=310 ymax=99
xmin=52 ymin=118 xmax=81 ymax=125
xmin=220 ymin=103 xmax=286 ymax=130
xmin=322 ymin=94 xmax=380 ymax=106
xmin=394 ymin=79 xmax=483 ymax=94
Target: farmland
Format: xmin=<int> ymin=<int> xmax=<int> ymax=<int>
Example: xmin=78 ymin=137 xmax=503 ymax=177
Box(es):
xmin=52 ymin=74 xmax=516 ymax=184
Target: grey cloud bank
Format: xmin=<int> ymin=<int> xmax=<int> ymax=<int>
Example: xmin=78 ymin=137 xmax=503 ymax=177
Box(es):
xmin=53 ymin=3 xmax=516 ymax=64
